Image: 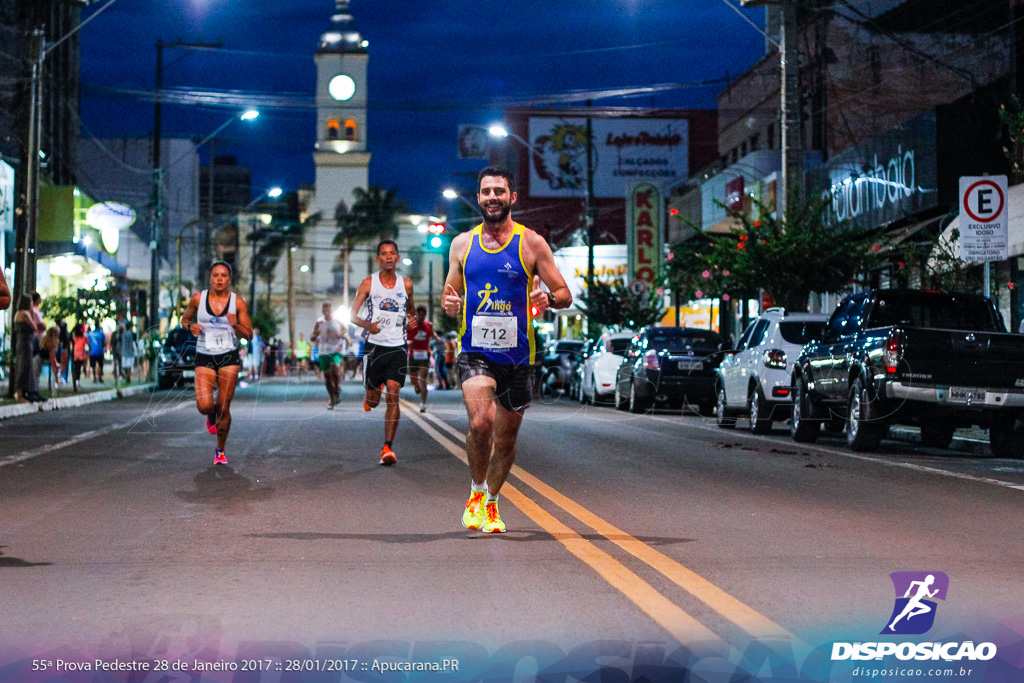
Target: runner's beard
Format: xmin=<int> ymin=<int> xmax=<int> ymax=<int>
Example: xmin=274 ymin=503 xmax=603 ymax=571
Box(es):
xmin=480 ymin=201 xmax=511 ymax=224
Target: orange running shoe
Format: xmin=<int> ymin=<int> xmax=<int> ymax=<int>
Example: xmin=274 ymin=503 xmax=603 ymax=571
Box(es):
xmin=378 ymin=444 xmax=396 ymax=466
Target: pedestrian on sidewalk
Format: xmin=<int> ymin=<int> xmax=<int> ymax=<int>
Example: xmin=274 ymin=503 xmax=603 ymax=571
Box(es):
xmin=247 ymin=328 xmax=265 ymax=381
xmin=40 ymin=326 xmax=62 ymax=392
xmin=12 ymin=295 xmax=43 ymax=403
xmin=30 ymin=292 xmax=45 ymax=386
xmin=0 ymin=268 xmax=9 ymax=310
xmin=71 ymin=324 xmax=89 ymax=392
xmin=57 ymin=318 xmax=70 ymax=383
xmin=120 ymin=322 xmax=136 ymax=383
xmin=110 ymin=321 xmax=124 ymax=381
xmin=87 ymin=321 xmax=107 ymax=383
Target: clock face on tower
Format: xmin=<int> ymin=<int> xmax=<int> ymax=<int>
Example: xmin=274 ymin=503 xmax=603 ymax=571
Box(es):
xmin=328 ymin=74 xmax=356 ymax=101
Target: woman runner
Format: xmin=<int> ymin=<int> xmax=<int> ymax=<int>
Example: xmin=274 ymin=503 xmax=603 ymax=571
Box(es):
xmin=181 ymin=261 xmax=253 ymax=465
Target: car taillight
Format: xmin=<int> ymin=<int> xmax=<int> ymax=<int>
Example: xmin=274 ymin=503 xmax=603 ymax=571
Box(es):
xmin=883 ymin=332 xmax=901 ymax=373
xmin=643 ymin=350 xmax=661 ymax=370
xmin=763 ymin=349 xmax=787 ymax=369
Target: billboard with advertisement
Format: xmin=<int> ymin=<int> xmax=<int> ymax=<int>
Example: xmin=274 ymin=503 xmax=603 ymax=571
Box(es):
xmin=527 ymin=117 xmax=688 ymax=198
xmin=808 ymin=109 xmax=938 ymax=230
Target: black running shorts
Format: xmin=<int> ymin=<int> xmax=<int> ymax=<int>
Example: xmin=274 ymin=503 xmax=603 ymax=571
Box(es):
xmin=363 ymin=343 xmax=408 ymax=389
xmin=194 ymin=350 xmax=242 ymax=370
xmin=457 ymin=352 xmax=534 ymax=412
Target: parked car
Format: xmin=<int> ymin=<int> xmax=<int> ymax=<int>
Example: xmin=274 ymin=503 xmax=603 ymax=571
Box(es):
xmin=541 ymin=339 xmax=585 ymax=396
xmin=791 ymin=288 xmax=1024 ymax=457
xmin=614 ymin=327 xmax=723 ymax=414
xmin=715 ymin=308 xmax=828 ymax=433
xmin=157 ymin=326 xmax=197 ymax=390
xmin=581 ymin=331 xmax=635 ymax=404
xmin=569 ymin=338 xmax=598 ymax=401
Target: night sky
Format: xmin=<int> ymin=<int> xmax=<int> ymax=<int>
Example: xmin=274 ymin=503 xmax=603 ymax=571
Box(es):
xmin=79 ymin=0 xmax=767 ymax=215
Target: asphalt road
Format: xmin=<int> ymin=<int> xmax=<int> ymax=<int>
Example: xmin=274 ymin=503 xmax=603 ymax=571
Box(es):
xmin=1 ymin=377 xmax=1022 ymax=680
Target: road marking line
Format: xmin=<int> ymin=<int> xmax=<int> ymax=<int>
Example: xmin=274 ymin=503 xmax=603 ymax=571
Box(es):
xmin=401 ymin=404 xmax=725 ymax=647
xmin=0 ymin=402 xmax=189 ymax=468
xmin=402 ymin=399 xmax=799 ymax=644
xmin=641 ymin=413 xmax=1024 ymax=493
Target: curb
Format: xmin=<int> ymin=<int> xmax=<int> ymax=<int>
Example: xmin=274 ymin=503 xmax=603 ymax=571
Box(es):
xmin=0 ymin=383 xmax=156 ymax=421
xmin=888 ymin=426 xmax=992 ymax=457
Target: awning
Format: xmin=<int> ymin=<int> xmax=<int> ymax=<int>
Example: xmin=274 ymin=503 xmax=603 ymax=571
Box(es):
xmin=880 ymin=214 xmax=946 ymax=248
xmin=38 ymin=240 xmax=127 ymax=277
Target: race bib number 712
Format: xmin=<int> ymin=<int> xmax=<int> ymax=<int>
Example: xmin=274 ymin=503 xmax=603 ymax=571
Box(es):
xmin=471 ymin=316 xmax=517 ymax=349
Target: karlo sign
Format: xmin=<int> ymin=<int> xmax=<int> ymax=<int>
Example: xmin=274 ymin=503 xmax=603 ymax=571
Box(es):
xmin=627 ymin=182 xmax=663 ymax=284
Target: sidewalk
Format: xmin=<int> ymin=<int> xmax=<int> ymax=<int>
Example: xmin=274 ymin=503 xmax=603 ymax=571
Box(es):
xmin=0 ymin=378 xmax=156 ymax=421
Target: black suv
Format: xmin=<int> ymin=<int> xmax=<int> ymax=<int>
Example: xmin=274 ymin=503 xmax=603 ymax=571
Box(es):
xmin=540 ymin=339 xmax=585 ymax=396
xmin=614 ymin=327 xmax=723 ymax=414
xmin=157 ymin=326 xmax=198 ymax=390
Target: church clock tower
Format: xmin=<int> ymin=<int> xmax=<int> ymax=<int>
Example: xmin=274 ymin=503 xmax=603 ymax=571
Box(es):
xmin=313 ymin=0 xmax=370 ymax=218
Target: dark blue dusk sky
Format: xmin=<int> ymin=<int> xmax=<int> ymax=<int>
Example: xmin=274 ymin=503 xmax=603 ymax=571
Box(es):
xmin=79 ymin=0 xmax=767 ymax=214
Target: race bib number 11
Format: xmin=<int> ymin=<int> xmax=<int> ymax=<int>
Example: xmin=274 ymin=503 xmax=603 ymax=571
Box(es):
xmin=471 ymin=316 xmax=517 ymax=349
xmin=205 ymin=324 xmax=234 ymax=353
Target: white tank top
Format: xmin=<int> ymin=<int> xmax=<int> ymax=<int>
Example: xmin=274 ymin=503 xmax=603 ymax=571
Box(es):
xmin=363 ymin=272 xmax=408 ymax=347
xmin=196 ymin=290 xmax=238 ymax=355
xmin=316 ymin=317 xmax=347 ymax=355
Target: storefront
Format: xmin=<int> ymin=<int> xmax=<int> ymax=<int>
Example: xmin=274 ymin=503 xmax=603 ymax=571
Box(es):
xmin=37 ymin=184 xmax=132 ymax=322
xmin=551 ymin=244 xmax=628 ymax=338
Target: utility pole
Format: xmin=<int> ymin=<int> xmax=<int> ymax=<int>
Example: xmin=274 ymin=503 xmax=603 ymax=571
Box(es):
xmin=14 ymin=30 xmax=44 ymax=302
xmin=149 ymin=40 xmax=164 ymax=336
xmin=249 ymin=217 xmax=258 ymax=317
xmin=585 ymin=100 xmax=596 ymax=290
xmin=779 ymin=0 xmax=803 ymax=216
xmin=428 ymin=259 xmax=434 ymax=321
xmin=203 ymin=138 xmax=216 ymax=283
xmin=150 ymin=38 xmax=223 ymax=335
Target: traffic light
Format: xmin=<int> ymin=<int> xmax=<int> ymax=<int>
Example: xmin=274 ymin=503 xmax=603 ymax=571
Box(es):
xmin=427 ymin=220 xmax=445 ymax=235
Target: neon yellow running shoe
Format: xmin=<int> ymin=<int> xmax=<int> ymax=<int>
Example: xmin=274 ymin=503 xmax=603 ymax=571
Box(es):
xmin=462 ymin=491 xmax=486 ymax=530
xmin=481 ymin=500 xmax=506 ymax=534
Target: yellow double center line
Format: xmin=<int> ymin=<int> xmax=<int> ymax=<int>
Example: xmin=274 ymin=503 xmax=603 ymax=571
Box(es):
xmin=401 ymin=399 xmax=802 ymax=649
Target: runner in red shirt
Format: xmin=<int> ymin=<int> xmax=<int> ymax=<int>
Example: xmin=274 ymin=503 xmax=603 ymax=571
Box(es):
xmin=407 ymin=305 xmax=436 ymax=413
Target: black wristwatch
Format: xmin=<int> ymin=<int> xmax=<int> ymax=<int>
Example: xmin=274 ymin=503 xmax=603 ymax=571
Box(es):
xmin=545 ymin=291 xmax=555 ymax=308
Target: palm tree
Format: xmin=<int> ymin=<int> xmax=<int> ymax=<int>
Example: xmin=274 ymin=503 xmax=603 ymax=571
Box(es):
xmin=332 ymin=186 xmax=406 ymax=309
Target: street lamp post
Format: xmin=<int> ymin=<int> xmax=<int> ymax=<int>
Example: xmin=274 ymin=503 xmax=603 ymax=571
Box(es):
xmin=149 ymin=110 xmax=260 ymax=334
xmin=243 ymin=186 xmax=283 ymax=317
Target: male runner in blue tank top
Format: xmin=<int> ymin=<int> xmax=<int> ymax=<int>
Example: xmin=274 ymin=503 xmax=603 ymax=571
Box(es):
xmin=442 ymin=166 xmax=571 ymax=533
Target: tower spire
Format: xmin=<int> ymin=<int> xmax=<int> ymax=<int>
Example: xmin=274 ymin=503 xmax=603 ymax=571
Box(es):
xmin=318 ymin=0 xmax=367 ymax=54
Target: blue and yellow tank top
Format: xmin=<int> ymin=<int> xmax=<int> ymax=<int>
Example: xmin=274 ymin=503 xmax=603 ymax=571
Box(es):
xmin=460 ymin=223 xmax=536 ymax=365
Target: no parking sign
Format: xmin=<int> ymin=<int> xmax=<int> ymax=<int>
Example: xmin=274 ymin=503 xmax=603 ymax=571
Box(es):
xmin=959 ymin=175 xmax=1008 ymax=263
